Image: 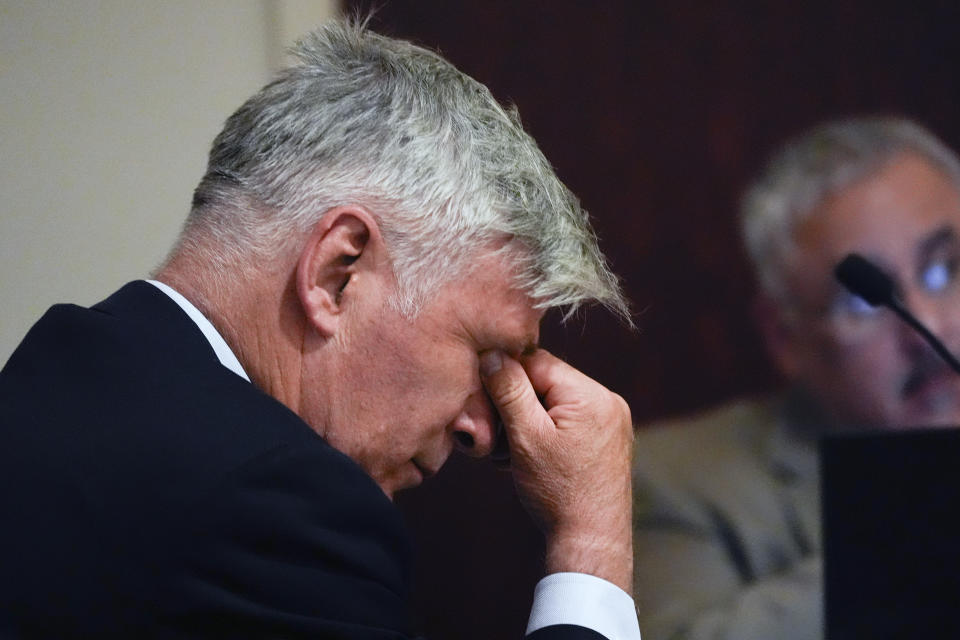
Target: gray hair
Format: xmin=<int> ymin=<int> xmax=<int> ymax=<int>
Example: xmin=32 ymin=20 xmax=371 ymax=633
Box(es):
xmin=175 ymin=18 xmax=628 ymax=320
xmin=741 ymin=116 xmax=960 ymax=301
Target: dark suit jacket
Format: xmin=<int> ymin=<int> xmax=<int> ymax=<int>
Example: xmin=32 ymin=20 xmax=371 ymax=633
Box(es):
xmin=0 ymin=282 xmax=605 ymax=640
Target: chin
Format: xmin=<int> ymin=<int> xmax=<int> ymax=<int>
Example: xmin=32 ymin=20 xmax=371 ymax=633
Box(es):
xmin=905 ymin=413 xmax=960 ymax=429
xmin=898 ymin=399 xmax=960 ymax=429
xmin=374 ymin=476 xmax=402 ymax=501
xmin=895 ymin=370 xmax=960 ymax=428
xmin=377 ymin=466 xmax=424 ymax=500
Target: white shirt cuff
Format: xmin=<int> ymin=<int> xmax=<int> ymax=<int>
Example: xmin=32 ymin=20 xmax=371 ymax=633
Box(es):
xmin=527 ymin=572 xmax=641 ymax=640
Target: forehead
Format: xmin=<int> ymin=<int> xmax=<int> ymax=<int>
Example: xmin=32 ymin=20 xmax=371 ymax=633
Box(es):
xmin=426 ymin=252 xmax=542 ymax=353
xmin=792 ymin=153 xmax=960 ymax=275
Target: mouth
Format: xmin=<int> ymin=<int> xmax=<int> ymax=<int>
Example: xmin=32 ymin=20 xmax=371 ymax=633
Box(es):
xmin=902 ymin=356 xmax=952 ymax=398
xmin=900 ymin=352 xmax=960 ymax=419
xmin=411 ymin=459 xmax=436 ymax=481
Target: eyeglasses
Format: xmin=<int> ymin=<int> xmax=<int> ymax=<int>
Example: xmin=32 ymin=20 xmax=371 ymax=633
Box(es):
xmin=794 ymin=252 xmax=960 ymax=343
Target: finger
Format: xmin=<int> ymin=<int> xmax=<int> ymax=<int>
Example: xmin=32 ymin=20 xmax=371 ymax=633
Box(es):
xmin=479 ymin=350 xmax=549 ymax=437
xmin=519 ymin=348 xmax=589 ymax=408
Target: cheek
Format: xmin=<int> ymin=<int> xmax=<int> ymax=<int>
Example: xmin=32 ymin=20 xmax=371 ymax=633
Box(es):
xmin=377 ymin=354 xmax=478 ymax=439
xmin=418 ymin=348 xmax=480 ymax=407
xmin=834 ymin=335 xmax=903 ymax=380
xmin=810 ymin=323 xmax=898 ymax=375
xmin=817 ymin=338 xmax=906 ymax=417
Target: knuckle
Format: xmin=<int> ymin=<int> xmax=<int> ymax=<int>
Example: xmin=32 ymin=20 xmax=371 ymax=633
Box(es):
xmin=611 ymin=391 xmax=632 ymax=422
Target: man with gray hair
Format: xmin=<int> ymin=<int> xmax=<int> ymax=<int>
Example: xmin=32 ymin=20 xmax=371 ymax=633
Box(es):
xmin=0 ymin=21 xmax=639 ymax=639
xmin=631 ymin=116 xmax=960 ymax=639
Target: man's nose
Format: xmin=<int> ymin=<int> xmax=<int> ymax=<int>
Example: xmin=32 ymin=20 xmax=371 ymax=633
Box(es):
xmin=451 ymin=393 xmax=497 ymax=457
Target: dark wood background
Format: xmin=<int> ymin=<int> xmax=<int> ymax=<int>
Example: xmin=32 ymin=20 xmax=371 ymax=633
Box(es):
xmin=348 ymin=2 xmax=960 ymax=637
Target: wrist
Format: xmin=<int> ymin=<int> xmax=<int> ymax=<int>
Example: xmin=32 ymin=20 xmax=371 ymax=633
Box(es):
xmin=545 ymin=523 xmax=633 ymax=594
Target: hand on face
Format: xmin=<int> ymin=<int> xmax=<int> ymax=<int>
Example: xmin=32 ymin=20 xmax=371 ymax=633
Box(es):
xmin=479 ymin=348 xmax=634 ymax=594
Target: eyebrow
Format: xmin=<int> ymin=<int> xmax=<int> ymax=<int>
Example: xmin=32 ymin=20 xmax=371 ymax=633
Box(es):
xmin=502 ymin=331 xmax=539 ymax=358
xmin=519 ymin=340 xmax=539 ymax=357
xmin=916 ymin=225 xmax=957 ymax=267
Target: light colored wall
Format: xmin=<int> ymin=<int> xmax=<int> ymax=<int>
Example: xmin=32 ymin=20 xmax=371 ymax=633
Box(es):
xmin=0 ymin=0 xmax=339 ymax=364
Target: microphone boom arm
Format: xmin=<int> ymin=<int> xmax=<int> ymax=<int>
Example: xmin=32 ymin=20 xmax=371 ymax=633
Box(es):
xmin=835 ymin=253 xmax=960 ymax=376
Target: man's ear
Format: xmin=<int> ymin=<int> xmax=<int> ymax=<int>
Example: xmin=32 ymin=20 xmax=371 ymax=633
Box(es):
xmin=753 ymin=292 xmax=803 ymax=380
xmin=295 ymin=206 xmax=382 ymax=337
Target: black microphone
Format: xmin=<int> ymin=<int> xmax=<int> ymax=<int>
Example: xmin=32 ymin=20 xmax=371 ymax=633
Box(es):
xmin=834 ymin=253 xmax=960 ymax=375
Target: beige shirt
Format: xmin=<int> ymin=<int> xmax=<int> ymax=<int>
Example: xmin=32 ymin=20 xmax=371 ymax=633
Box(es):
xmin=632 ymin=393 xmax=823 ymax=640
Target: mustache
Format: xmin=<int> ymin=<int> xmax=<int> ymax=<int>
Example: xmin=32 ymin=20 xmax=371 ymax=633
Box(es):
xmin=901 ymin=347 xmax=959 ymax=397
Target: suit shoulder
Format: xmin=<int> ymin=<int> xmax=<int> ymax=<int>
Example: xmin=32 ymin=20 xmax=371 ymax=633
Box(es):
xmin=635 ymin=395 xmax=779 ymax=466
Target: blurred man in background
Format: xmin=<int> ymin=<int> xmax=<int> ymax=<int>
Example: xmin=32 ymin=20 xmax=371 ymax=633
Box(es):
xmin=632 ymin=117 xmax=960 ymax=639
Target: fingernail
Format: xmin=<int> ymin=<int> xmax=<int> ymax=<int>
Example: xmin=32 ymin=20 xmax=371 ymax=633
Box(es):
xmin=479 ymin=350 xmax=502 ymax=376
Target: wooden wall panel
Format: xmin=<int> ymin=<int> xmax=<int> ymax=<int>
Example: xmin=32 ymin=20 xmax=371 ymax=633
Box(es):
xmin=347 ymin=2 xmax=960 ymax=637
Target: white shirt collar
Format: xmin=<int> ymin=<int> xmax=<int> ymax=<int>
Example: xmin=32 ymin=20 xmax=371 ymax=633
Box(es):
xmin=146 ymin=279 xmax=251 ymax=382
